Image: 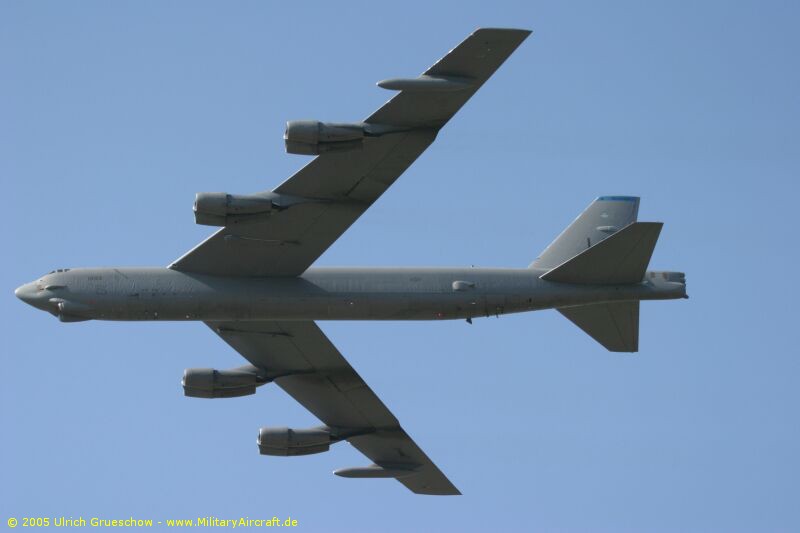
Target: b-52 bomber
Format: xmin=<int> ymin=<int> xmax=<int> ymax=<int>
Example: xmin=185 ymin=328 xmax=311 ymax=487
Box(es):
xmin=15 ymin=28 xmax=687 ymax=495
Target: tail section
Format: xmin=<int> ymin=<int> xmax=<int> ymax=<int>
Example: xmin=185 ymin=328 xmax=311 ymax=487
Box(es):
xmin=558 ymin=302 xmax=639 ymax=352
xmin=531 ymin=196 xmax=640 ymax=270
xmin=534 ymin=196 xmax=677 ymax=353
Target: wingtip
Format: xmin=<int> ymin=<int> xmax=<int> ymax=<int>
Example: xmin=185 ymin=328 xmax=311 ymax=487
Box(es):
xmin=472 ymin=27 xmax=533 ymax=39
xmin=473 ymin=27 xmax=533 ymax=33
xmin=411 ymin=487 xmax=462 ymax=496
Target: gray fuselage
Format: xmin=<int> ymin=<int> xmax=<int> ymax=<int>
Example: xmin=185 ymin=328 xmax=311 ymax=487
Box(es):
xmin=15 ymin=267 xmax=686 ymax=322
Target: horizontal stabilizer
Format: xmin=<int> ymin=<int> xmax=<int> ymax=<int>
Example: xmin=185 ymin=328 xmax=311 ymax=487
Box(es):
xmin=541 ymin=222 xmax=662 ymax=284
xmin=559 ymin=301 xmax=639 ymax=352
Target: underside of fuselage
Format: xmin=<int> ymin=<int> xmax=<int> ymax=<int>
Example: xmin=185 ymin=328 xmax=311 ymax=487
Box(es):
xmin=15 ymin=266 xmax=686 ymax=323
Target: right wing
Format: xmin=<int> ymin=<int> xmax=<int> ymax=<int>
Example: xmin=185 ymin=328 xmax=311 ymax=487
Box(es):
xmin=205 ymin=320 xmax=460 ymax=495
xmin=170 ymin=28 xmax=531 ymax=277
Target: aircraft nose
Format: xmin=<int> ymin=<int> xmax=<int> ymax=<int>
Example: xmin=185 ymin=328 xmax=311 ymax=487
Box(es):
xmin=15 ymin=283 xmax=38 ymax=305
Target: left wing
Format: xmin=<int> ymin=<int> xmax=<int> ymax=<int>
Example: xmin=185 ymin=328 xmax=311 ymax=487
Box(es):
xmin=170 ymin=28 xmax=531 ymax=277
xmin=205 ymin=320 xmax=461 ymax=495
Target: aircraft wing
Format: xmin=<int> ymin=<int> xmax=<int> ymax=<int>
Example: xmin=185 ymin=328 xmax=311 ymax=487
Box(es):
xmin=171 ymin=28 xmax=531 ymax=277
xmin=204 ymin=320 xmax=461 ymax=495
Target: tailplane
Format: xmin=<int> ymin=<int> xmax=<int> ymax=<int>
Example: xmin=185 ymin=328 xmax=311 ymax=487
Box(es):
xmin=558 ymin=302 xmax=639 ymax=352
xmin=540 ymin=221 xmax=662 ymax=284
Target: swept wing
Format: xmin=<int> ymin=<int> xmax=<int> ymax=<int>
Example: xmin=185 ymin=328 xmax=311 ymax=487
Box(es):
xmin=206 ymin=320 xmax=460 ymax=495
xmin=171 ymin=28 xmax=531 ymax=277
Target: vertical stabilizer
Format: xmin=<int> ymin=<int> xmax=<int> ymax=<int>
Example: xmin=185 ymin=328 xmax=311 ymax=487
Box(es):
xmin=532 ymin=196 xmax=640 ymax=269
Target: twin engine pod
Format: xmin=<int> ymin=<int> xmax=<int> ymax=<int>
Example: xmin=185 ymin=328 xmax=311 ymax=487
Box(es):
xmin=284 ymin=121 xmax=367 ymax=156
xmin=182 ymin=365 xmax=268 ymax=399
xmin=283 ymin=120 xmax=406 ymax=156
xmin=193 ymin=190 xmax=316 ymax=227
xmin=193 ymin=192 xmax=276 ymax=227
xmin=257 ymin=426 xmax=333 ymax=456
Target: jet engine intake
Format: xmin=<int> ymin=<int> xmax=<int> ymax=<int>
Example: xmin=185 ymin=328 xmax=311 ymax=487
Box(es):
xmin=258 ymin=426 xmax=332 ymax=456
xmin=284 ymin=121 xmax=365 ymax=155
xmin=182 ymin=365 xmax=266 ymax=398
xmin=193 ymin=192 xmax=275 ymax=226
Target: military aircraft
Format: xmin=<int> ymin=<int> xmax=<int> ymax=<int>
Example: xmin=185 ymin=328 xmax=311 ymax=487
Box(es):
xmin=15 ymin=28 xmax=686 ymax=495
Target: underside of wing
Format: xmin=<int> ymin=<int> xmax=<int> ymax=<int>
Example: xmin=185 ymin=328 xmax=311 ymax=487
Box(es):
xmin=170 ymin=28 xmax=531 ymax=278
xmin=368 ymin=28 xmax=533 ymax=128
xmin=170 ymin=130 xmax=436 ymax=277
xmin=205 ymin=320 xmax=460 ymax=495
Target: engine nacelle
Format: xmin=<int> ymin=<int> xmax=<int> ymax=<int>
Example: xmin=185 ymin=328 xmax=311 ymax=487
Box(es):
xmin=284 ymin=121 xmax=365 ymax=155
xmin=182 ymin=365 xmax=266 ymax=399
xmin=193 ymin=192 xmax=275 ymax=226
xmin=258 ymin=426 xmax=332 ymax=456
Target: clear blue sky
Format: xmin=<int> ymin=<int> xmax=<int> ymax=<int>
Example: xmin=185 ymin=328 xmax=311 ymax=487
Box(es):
xmin=3 ymin=1 xmax=799 ymax=532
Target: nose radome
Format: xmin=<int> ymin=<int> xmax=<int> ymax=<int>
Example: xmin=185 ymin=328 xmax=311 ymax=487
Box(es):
xmin=15 ymin=283 xmax=35 ymax=304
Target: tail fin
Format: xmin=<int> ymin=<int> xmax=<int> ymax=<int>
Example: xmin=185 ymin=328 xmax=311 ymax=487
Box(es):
xmin=536 ymin=196 xmax=666 ymax=353
xmin=541 ymin=222 xmax=663 ymax=284
xmin=532 ymin=196 xmax=640 ymax=270
xmin=558 ymin=302 xmax=639 ymax=352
